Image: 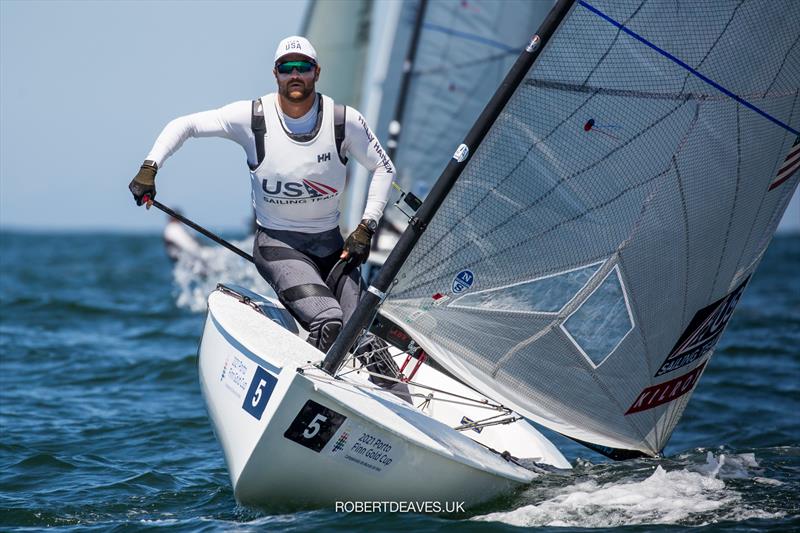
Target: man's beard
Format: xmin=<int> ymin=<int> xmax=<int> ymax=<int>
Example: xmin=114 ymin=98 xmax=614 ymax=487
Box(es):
xmin=280 ymin=79 xmax=314 ymax=102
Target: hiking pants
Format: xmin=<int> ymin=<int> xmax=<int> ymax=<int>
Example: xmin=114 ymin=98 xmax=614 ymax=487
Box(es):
xmin=253 ymin=226 xmax=361 ymax=351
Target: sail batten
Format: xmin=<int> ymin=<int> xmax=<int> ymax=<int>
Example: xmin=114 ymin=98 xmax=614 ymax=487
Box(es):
xmin=379 ymin=0 xmax=800 ymax=455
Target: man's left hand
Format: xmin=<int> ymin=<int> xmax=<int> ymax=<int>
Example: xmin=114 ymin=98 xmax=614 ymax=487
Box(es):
xmin=341 ymin=219 xmax=375 ymax=265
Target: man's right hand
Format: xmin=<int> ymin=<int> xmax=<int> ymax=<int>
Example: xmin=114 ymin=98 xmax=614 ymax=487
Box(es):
xmin=129 ymin=160 xmax=158 ymax=206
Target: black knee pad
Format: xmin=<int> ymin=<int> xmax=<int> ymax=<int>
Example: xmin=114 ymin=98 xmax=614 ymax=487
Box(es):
xmin=309 ymin=319 xmax=342 ymax=352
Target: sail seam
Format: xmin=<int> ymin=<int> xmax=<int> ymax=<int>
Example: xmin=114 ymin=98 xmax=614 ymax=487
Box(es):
xmin=676 ymin=0 xmax=744 ymax=97
xmin=615 ymin=251 xmax=660 ymax=447
xmin=397 ymin=92 xmax=599 ymax=290
xmin=553 ymin=321 xmax=653 ymax=450
xmin=674 ymin=154 xmax=691 ymax=328
xmin=489 ymin=258 xmax=613 ymax=376
xmin=582 ymin=0 xmax=646 ymax=86
xmin=709 ymin=106 xmax=742 ymax=301
xmin=524 ymin=79 xmax=798 ymax=102
xmin=764 ymin=31 xmax=800 ymax=97
xmin=482 ymin=100 xmax=690 ymax=235
xmin=515 ymin=167 xmax=674 ymax=253
xmin=673 ymin=0 xmax=740 ymax=311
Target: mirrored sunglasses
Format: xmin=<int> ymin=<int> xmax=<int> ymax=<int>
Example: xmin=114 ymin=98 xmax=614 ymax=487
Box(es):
xmin=276 ymin=60 xmax=316 ymax=74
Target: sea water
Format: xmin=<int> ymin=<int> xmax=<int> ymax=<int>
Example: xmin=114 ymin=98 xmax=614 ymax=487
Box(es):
xmin=1 ymin=231 xmax=797 ymax=532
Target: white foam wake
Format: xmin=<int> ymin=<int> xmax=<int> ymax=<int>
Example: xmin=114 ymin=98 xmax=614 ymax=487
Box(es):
xmin=171 ymin=236 xmax=274 ymax=312
xmin=475 ymin=453 xmax=783 ymax=527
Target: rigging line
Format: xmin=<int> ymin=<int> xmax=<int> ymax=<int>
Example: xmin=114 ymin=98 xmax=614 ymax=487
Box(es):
xmin=336 ymin=352 xmax=399 ymax=378
xmin=309 ymin=367 xmax=510 ymax=411
xmin=306 ymin=373 xmax=509 ymax=411
xmin=421 ymin=22 xmax=520 ymax=53
xmin=578 ymin=0 xmax=800 ymax=136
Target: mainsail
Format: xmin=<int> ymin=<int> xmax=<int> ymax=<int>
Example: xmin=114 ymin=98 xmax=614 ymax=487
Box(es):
xmin=369 ymin=0 xmax=800 ymax=456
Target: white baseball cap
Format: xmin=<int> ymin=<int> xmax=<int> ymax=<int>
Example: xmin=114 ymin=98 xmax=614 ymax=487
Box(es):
xmin=274 ymin=36 xmax=317 ymax=64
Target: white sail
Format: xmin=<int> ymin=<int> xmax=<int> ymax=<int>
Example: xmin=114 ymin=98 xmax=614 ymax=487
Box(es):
xmin=379 ymin=0 xmax=556 ymax=231
xmin=343 ymin=0 xmax=405 ymax=231
xmin=380 ymin=0 xmax=800 ymax=456
xmin=301 ymin=0 xmax=372 ymax=106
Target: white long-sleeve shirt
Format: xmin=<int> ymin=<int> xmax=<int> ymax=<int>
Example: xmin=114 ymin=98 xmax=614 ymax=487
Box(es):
xmin=145 ymin=94 xmax=394 ymax=230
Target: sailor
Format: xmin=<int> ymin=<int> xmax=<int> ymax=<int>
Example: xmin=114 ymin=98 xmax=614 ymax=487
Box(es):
xmin=128 ymin=36 xmax=394 ymax=354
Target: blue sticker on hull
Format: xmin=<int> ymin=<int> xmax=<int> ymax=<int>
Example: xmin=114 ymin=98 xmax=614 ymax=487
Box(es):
xmin=242 ymin=366 xmax=277 ymax=420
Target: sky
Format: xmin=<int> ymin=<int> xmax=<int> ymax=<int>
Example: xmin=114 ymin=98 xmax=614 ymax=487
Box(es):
xmin=0 ymin=0 xmax=306 ymax=233
xmin=0 ymin=0 xmax=798 ymax=234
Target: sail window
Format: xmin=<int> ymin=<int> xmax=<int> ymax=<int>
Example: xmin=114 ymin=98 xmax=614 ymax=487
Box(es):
xmin=561 ymin=266 xmax=634 ymax=368
xmin=450 ymin=262 xmax=601 ymax=314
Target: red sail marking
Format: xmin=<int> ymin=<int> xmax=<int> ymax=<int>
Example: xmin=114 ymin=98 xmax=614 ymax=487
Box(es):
xmin=625 ymin=362 xmax=707 ymax=415
xmin=769 ymin=136 xmax=800 ymax=191
xmin=304 ymin=179 xmax=338 ymax=195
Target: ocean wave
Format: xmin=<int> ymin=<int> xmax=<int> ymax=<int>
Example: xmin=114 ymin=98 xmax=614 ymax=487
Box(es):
xmin=474 ymin=452 xmax=785 ymax=528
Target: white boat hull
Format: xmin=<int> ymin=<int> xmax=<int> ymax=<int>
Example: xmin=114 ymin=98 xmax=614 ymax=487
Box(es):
xmin=198 ymin=285 xmax=568 ymax=510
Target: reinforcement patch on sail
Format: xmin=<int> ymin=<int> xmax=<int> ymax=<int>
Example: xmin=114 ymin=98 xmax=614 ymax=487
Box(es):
xmin=380 ymin=0 xmax=800 ymax=455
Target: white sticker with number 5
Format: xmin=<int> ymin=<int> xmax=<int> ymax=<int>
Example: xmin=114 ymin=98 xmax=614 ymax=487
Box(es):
xmin=303 ymin=413 xmax=328 ymax=439
xmin=251 ymin=379 xmax=267 ymax=407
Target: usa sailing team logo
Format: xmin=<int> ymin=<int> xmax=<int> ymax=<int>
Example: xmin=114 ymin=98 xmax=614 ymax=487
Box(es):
xmin=262 ymin=178 xmax=338 ymax=201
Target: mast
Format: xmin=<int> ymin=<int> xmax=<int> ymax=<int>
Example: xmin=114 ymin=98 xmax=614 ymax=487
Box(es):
xmin=322 ymin=0 xmax=577 ymax=375
xmin=385 ymin=0 xmax=428 ymax=160
xmin=299 ymin=0 xmax=316 ymax=36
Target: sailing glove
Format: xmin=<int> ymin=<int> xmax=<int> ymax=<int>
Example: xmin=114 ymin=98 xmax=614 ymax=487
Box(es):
xmin=129 ymin=160 xmax=158 ymax=206
xmin=342 ymin=219 xmax=376 ymax=265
